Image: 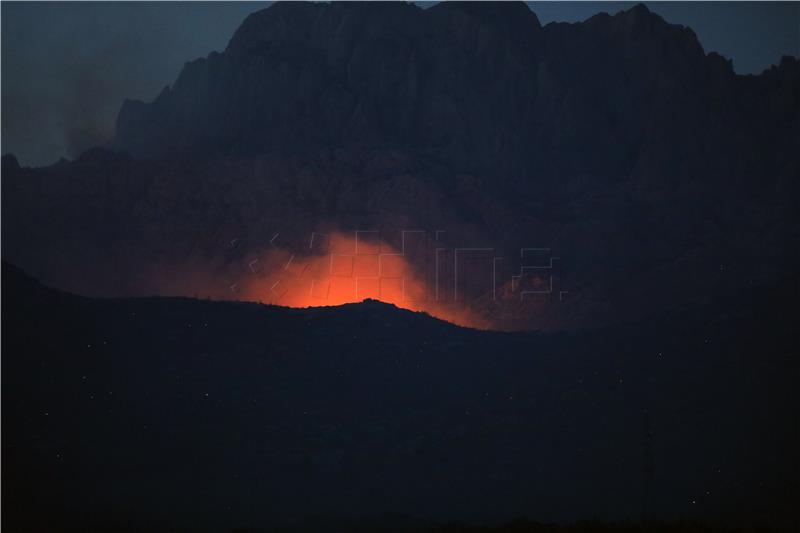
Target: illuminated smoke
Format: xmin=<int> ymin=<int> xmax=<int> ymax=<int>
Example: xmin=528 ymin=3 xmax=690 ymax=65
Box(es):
xmin=232 ymin=232 xmax=491 ymax=330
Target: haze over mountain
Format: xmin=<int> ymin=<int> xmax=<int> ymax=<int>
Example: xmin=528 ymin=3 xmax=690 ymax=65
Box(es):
xmin=2 ymin=2 xmax=799 ymax=330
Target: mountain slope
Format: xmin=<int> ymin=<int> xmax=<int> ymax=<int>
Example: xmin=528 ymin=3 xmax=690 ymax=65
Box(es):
xmin=2 ymin=2 xmax=798 ymax=330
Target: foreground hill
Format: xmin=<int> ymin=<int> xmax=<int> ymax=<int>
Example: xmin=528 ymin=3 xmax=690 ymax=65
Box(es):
xmin=2 ymin=262 xmax=797 ymax=531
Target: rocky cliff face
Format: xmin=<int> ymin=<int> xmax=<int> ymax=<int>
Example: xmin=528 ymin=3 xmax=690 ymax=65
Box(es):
xmin=114 ymin=2 xmax=798 ymax=186
xmin=116 ymin=2 xmax=544 ymax=178
xmin=3 ymin=2 xmax=799 ymax=329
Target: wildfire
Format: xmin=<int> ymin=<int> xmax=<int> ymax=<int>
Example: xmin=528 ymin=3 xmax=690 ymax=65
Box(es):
xmin=233 ymin=232 xmax=490 ymax=329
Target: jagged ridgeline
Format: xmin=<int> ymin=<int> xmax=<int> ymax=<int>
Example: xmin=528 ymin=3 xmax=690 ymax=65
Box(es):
xmin=3 ymin=2 xmax=799 ymax=329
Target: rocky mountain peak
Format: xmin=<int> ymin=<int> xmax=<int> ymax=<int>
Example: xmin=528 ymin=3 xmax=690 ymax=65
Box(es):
xmin=6 ymin=1 xmax=797 ymax=331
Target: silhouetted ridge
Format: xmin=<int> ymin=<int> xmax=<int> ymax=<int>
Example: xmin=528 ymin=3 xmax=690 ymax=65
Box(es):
xmin=2 ymin=260 xmax=39 ymax=288
xmin=120 ymin=1 xmax=742 ymax=163
xmin=431 ymin=0 xmax=542 ymax=50
xmin=2 ymin=263 xmax=797 ymax=530
xmin=4 ymin=1 xmax=798 ymax=330
xmin=2 ymin=153 xmax=20 ymax=170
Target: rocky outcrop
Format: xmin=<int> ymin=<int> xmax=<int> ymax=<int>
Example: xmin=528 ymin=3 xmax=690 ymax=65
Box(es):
xmin=4 ymin=2 xmax=799 ymax=329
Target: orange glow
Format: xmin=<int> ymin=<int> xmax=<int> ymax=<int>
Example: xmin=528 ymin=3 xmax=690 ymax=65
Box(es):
xmin=232 ymin=232 xmax=491 ymax=329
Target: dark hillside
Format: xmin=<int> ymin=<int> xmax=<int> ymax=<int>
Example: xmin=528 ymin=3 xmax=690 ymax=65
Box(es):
xmin=2 ymin=262 xmax=797 ymax=531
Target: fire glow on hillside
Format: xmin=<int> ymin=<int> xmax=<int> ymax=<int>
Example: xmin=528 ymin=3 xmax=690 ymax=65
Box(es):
xmin=233 ymin=232 xmax=493 ymax=329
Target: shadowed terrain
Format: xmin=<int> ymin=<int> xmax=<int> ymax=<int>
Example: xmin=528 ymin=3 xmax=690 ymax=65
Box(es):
xmin=2 ymin=2 xmax=799 ymax=532
xmin=2 ymin=2 xmax=798 ymax=330
xmin=2 ymin=262 xmax=797 ymax=531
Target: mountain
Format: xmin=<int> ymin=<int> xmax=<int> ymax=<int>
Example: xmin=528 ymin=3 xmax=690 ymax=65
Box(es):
xmin=2 ymin=2 xmax=799 ymax=329
xmin=2 ymin=261 xmax=798 ymax=531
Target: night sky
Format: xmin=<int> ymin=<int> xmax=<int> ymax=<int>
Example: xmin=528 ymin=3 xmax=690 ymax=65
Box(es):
xmin=1 ymin=1 xmax=798 ymax=167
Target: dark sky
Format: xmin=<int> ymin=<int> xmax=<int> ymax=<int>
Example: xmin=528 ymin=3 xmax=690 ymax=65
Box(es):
xmin=2 ymin=1 xmax=798 ymax=167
